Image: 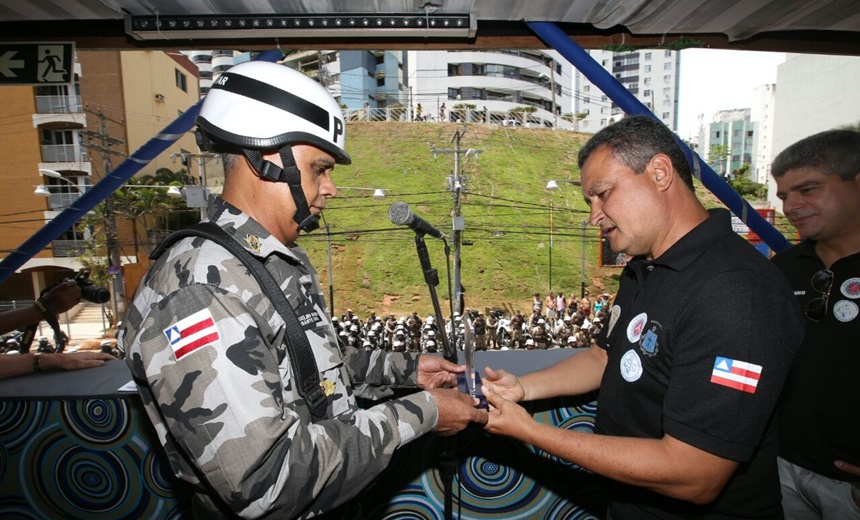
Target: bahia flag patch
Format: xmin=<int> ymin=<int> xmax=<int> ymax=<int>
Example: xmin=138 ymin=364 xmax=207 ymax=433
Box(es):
xmin=710 ymin=356 xmax=762 ymax=394
xmin=163 ymin=309 xmax=220 ymax=360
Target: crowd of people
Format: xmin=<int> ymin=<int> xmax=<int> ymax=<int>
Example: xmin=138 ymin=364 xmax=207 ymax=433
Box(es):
xmin=333 ymin=292 xmax=615 ymax=353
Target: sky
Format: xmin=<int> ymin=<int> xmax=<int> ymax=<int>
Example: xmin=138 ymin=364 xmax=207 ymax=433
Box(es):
xmin=676 ymin=49 xmax=786 ymax=140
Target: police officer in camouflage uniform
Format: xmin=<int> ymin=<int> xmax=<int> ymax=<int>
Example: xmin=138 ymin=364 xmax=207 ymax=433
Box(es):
xmin=119 ymin=61 xmax=486 ymax=520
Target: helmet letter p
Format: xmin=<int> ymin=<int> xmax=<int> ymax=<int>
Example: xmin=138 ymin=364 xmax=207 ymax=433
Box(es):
xmin=333 ymin=116 xmax=344 ymax=146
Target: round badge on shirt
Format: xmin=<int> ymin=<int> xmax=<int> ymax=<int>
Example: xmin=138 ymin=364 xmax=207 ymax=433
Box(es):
xmin=833 ymin=300 xmax=859 ymax=322
xmin=620 ymin=349 xmax=643 ymax=382
xmin=840 ymin=278 xmax=860 ymax=299
xmin=626 ymin=312 xmax=648 ymax=343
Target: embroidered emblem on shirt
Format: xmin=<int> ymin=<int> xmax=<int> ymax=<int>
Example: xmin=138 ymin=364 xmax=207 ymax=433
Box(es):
xmin=638 ymin=320 xmax=662 ymax=357
xmin=246 ymin=234 xmax=262 ymax=252
xmin=607 ymin=305 xmax=621 ymax=337
xmin=626 ymin=312 xmax=648 ymax=343
xmin=710 ymin=356 xmax=761 ymax=394
xmin=620 ymin=349 xmax=643 ymax=382
xmin=840 ymin=278 xmax=860 ymax=299
xmin=320 ymin=378 xmax=336 ymax=396
xmin=163 ymin=309 xmax=220 ymax=360
xmin=833 ymin=300 xmax=859 ymax=322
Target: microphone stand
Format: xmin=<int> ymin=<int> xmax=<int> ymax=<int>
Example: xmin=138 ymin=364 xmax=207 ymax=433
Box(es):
xmin=414 ymin=234 xmax=455 ymax=362
xmin=412 ymin=233 xmax=457 ymax=520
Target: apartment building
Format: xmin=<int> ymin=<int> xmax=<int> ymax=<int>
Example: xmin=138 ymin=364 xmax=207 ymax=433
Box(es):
xmin=575 ymin=48 xmax=681 ymax=133
xmin=0 ymin=50 xmax=200 ymax=302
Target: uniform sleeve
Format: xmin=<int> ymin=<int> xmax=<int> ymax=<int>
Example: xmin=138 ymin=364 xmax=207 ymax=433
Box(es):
xmin=341 ymin=347 xmax=422 ymax=388
xmin=661 ymin=270 xmax=803 ymax=461
xmin=128 ymin=283 xmax=438 ymax=519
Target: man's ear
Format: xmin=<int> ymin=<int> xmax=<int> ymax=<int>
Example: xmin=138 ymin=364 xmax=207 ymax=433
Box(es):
xmin=650 ymin=154 xmax=674 ymax=191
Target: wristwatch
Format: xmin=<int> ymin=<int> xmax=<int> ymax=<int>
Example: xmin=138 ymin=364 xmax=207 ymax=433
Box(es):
xmin=33 ymin=351 xmax=42 ymax=372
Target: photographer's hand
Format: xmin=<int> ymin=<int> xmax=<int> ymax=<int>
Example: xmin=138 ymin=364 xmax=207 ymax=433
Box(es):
xmin=41 ymin=280 xmax=82 ymax=315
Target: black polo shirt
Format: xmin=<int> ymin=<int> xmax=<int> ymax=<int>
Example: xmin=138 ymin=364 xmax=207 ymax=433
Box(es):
xmin=596 ymin=209 xmax=803 ymax=520
xmin=772 ymin=240 xmax=860 ymax=482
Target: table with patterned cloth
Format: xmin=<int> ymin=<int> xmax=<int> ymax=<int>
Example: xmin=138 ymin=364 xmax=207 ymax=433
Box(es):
xmin=0 ymin=352 xmax=605 ymax=519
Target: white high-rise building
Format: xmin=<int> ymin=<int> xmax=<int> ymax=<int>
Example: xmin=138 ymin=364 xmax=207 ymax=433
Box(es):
xmin=407 ymin=49 xmax=573 ymax=128
xmin=766 ymin=53 xmax=860 ymax=211
xmin=574 ymin=49 xmax=681 ymax=133
xmin=750 ymin=84 xmax=776 ymax=185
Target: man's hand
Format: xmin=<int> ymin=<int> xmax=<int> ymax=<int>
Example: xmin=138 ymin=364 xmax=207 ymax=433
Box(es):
xmin=482 ymin=366 xmax=526 ymax=403
xmin=428 ymin=387 xmax=488 ymax=436
xmin=43 ymin=351 xmax=115 ymax=371
xmin=482 ymin=385 xmax=536 ymax=441
xmin=42 ymin=280 xmax=82 ymax=315
xmin=835 ymin=460 xmax=860 ymax=477
xmin=417 ymin=355 xmax=464 ymax=389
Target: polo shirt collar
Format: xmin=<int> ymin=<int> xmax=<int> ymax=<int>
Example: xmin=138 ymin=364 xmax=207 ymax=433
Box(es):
xmin=632 ymin=208 xmax=734 ymax=273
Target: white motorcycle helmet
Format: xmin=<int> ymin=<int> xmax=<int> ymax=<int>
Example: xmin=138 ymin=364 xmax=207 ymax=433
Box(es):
xmin=195 ymin=60 xmax=351 ymax=232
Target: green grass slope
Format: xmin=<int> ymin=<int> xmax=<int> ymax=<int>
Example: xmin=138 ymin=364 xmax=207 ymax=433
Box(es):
xmin=298 ymin=121 xmax=794 ymax=318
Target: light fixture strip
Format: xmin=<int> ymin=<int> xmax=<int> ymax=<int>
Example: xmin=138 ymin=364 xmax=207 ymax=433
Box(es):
xmin=127 ymin=13 xmax=474 ymax=39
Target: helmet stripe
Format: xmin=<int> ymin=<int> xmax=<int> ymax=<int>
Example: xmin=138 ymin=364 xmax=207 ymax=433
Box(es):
xmin=212 ymin=72 xmax=330 ymax=132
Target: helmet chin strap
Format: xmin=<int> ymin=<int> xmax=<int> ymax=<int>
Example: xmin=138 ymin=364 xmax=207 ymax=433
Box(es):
xmin=242 ymin=146 xmax=320 ymax=234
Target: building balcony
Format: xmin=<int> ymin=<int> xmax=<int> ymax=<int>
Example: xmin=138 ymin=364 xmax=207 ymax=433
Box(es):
xmin=41 ymin=144 xmax=88 ymax=163
xmin=35 ymin=96 xmax=82 ymax=114
xmin=52 ymin=239 xmax=88 ymax=258
xmin=374 ymin=69 xmax=386 ymax=79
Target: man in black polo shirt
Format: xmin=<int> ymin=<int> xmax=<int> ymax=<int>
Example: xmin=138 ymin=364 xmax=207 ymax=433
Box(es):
xmin=482 ymin=115 xmax=803 ymax=519
xmin=770 ymin=129 xmax=860 ymax=519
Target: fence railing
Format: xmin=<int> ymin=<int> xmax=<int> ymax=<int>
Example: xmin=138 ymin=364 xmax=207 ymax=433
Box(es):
xmin=0 ymin=301 xmax=111 ymax=344
xmin=342 ymin=107 xmax=576 ymax=130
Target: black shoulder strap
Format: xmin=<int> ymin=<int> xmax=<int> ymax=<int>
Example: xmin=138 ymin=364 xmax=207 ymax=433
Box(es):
xmin=150 ymin=222 xmax=329 ymax=420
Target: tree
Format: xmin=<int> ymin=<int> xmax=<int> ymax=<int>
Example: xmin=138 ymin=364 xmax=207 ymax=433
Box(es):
xmin=727 ymin=164 xmax=767 ymax=199
xmin=708 ymin=144 xmax=730 ymax=175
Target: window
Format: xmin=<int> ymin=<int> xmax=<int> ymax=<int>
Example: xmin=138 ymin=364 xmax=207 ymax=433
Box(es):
xmin=448 ymin=63 xmax=461 ymax=76
xmin=747 ymin=130 xmax=754 ymax=137
xmin=602 ymin=59 xmax=608 ymax=66
xmin=584 ymin=85 xmax=590 ymax=92
xmin=643 ymin=89 xmax=651 ymax=97
xmin=715 ymin=131 xmax=721 ymax=138
xmin=663 ymin=75 xmax=671 ymax=83
xmin=600 ymin=118 xmax=607 ymax=125
xmin=601 ymin=95 xmax=607 ymax=102
xmin=584 ymin=96 xmax=590 ymax=104
xmin=662 ymin=112 xmax=670 ymax=119
xmin=644 ymin=65 xmax=651 ymax=72
xmin=664 ymin=62 xmax=672 ymax=70
xmin=732 ymin=155 xmax=740 ymax=162
xmin=665 ymin=50 xmax=672 ymax=57
xmin=644 ymin=77 xmax=651 ymax=86
xmin=175 ymin=69 xmax=187 ymax=92
xmin=376 ymin=77 xmax=385 ymax=87
xmin=644 ymin=52 xmax=652 ymax=60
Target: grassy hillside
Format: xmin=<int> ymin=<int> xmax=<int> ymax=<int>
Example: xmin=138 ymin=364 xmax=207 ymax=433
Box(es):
xmin=298 ymin=122 xmax=794 ymax=318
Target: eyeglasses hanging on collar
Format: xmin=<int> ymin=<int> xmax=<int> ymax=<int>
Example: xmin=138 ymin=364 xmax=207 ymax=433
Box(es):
xmin=805 ymin=269 xmax=834 ymax=322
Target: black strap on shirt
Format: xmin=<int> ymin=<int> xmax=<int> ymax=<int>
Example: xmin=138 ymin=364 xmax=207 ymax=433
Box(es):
xmin=150 ymin=222 xmax=329 ymax=420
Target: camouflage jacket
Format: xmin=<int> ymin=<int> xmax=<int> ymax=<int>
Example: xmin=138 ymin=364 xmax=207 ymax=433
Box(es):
xmin=119 ymin=197 xmax=438 ymax=519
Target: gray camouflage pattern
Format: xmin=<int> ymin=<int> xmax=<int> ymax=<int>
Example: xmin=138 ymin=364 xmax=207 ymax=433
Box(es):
xmin=119 ymin=196 xmax=438 ymax=519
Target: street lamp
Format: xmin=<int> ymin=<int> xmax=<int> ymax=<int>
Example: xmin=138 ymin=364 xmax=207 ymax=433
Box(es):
xmin=337 ymin=186 xmax=387 ymax=200
xmin=545 ymin=178 xmax=585 ymax=296
xmin=545 ymin=178 xmax=581 ymax=191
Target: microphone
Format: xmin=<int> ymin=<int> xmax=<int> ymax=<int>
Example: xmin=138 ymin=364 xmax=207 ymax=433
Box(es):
xmin=388 ymin=201 xmax=446 ymax=240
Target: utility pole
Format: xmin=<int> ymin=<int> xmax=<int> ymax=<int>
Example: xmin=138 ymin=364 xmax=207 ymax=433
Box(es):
xmin=81 ymin=109 xmax=126 ymax=323
xmin=433 ymin=129 xmax=482 ymax=316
